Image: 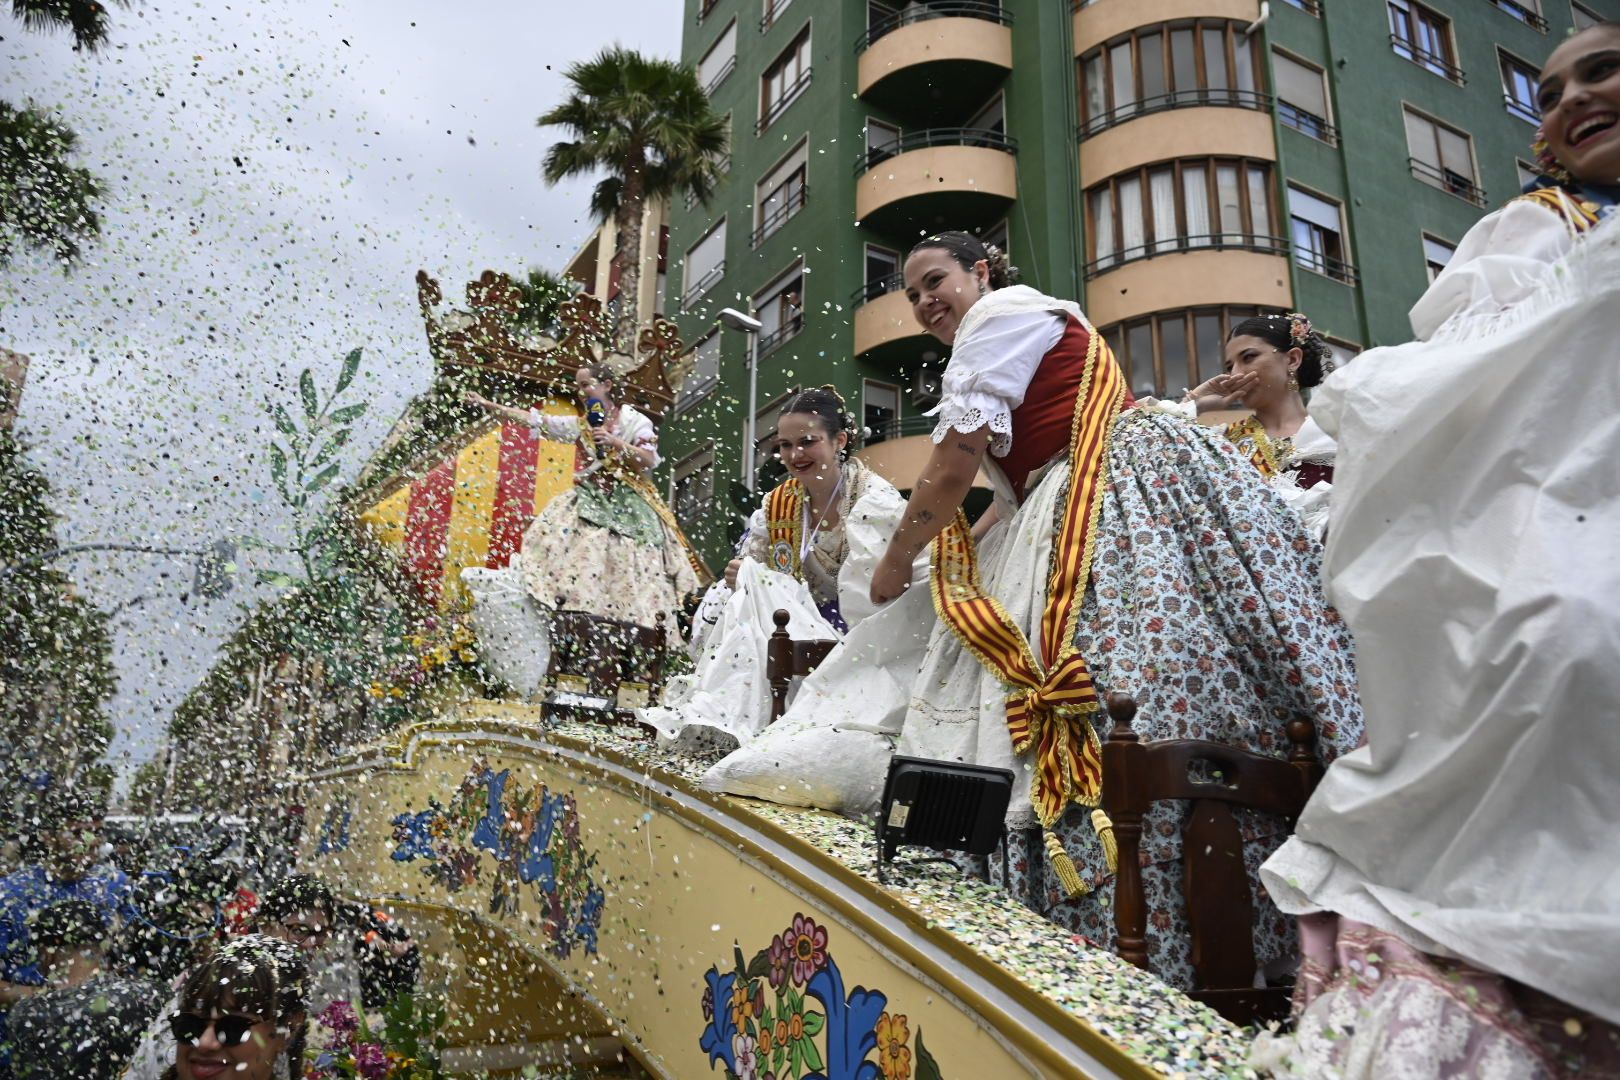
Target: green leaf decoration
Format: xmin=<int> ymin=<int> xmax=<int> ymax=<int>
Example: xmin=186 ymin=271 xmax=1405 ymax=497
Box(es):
xmin=746 ymin=947 xmax=773 ymax=981
xmin=309 ymin=428 xmax=353 ymax=470
xmin=915 ymin=1027 xmax=943 ymax=1080
xmin=734 ymin=946 xmax=749 ymax=978
xmin=328 ymin=403 xmax=368 ymax=424
xmin=271 ymin=404 xmax=298 ymax=438
xmin=269 ymin=443 xmax=288 ymax=491
xmin=799 ymin=1034 xmax=823 ymax=1074
xmin=801 ymin=1011 xmax=824 ymax=1037
xmin=305 ymin=462 xmax=340 ymax=492
xmin=256 ymin=570 xmax=299 ymax=588
xmin=335 ymin=347 xmax=362 ymax=396
xmin=299 ymin=368 xmax=319 ymax=419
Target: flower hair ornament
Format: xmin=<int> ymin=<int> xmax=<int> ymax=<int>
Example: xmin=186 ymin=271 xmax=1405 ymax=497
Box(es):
xmin=1532 ymin=125 xmax=1575 ymax=185
xmin=1285 ymin=312 xmax=1314 ymax=347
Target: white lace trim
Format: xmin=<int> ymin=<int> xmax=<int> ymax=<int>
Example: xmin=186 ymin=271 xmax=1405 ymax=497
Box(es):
xmin=928 ymin=397 xmax=1014 ymax=457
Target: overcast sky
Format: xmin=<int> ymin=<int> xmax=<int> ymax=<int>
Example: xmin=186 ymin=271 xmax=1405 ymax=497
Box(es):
xmin=0 ymin=0 xmax=680 ymax=778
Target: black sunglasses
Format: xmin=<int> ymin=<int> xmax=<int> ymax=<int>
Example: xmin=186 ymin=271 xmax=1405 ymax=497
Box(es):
xmin=169 ymin=1012 xmax=261 ymax=1046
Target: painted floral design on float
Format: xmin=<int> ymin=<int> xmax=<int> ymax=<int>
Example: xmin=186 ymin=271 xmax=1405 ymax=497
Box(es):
xmin=388 ymin=762 xmax=605 ymax=956
xmin=698 ymin=913 xmax=942 ymax=1080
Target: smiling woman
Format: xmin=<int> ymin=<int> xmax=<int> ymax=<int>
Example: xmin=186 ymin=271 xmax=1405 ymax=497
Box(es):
xmin=166 ymin=935 xmax=308 ymax=1080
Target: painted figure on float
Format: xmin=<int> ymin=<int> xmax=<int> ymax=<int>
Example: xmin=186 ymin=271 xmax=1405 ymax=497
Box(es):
xmin=639 ymin=385 xmax=925 ymax=749
xmin=704 ymin=231 xmax=1364 ymax=990
xmin=1254 ymin=22 xmax=1620 ymax=1076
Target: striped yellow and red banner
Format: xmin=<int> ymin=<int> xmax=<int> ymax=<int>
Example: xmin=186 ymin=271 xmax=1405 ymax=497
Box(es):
xmin=929 ymin=330 xmax=1126 ymax=830
xmin=360 ymin=400 xmax=580 ymax=609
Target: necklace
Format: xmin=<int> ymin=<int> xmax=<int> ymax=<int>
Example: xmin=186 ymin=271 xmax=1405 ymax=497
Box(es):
xmin=800 ymin=466 xmax=846 ymax=561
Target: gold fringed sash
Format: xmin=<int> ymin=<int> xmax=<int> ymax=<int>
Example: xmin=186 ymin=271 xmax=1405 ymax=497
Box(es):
xmin=1224 ymin=416 xmax=1282 ymax=479
xmin=1515 ymin=187 xmax=1601 ymax=233
xmin=928 ymin=330 xmax=1126 ymax=845
xmin=764 ymin=479 xmax=807 ymax=578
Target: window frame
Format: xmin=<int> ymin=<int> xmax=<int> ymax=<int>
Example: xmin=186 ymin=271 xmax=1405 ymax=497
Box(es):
xmin=671 ymin=443 xmax=718 ymax=528
xmin=1100 ymin=305 xmax=1286 ymax=398
xmin=752 ymin=138 xmax=809 ymax=248
xmin=1076 ymin=19 xmax=1269 ymax=138
xmin=680 ymin=217 xmax=728 ymax=310
xmin=673 ymin=331 xmax=723 ymax=413
xmin=758 ymin=24 xmax=813 ymax=134
xmin=861 ymin=378 xmax=902 ymax=446
xmin=753 ymin=258 xmax=806 ymax=357
xmin=1497 ymin=48 xmax=1541 ymax=125
xmin=855 ymin=243 xmax=901 ymax=306
xmin=1401 ymin=105 xmax=1486 ymax=207
xmin=1422 ymin=232 xmax=1457 ymax=283
xmin=1273 ymin=47 xmax=1338 ymax=144
xmin=698 ymin=20 xmax=739 ymax=97
xmin=1084 ymin=156 xmax=1282 ymax=276
xmin=1387 ymin=0 xmax=1466 ymax=84
xmin=1286 ymin=182 xmax=1357 ymax=285
xmin=1572 ymin=2 xmax=1601 ymax=30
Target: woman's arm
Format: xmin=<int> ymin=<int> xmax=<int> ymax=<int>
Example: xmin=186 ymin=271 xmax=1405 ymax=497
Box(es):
xmin=870 ymin=426 xmax=990 ymax=603
xmin=463 ymin=392 xmax=531 ymax=426
xmin=598 ymin=431 xmax=656 ymax=472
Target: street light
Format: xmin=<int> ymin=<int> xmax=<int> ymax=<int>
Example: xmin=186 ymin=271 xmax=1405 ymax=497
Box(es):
xmin=717 ymin=307 xmax=763 ymax=491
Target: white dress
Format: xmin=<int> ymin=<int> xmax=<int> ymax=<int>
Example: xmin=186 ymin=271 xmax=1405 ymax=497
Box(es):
xmin=1259 ymin=198 xmax=1620 ymax=1034
xmin=638 ymin=459 xmax=911 ymax=748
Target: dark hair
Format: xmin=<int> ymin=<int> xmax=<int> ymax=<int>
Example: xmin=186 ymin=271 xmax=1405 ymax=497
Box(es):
xmin=779 ymin=385 xmax=853 ymax=441
xmin=1227 ymin=312 xmax=1331 ymax=389
xmin=176 ymin=935 xmax=309 ymax=1025
xmin=29 ymin=900 xmax=106 ymax=952
xmin=907 ymin=231 xmax=1017 ymax=289
xmin=577 ymin=362 xmax=612 ymax=384
xmin=258 ymin=873 xmax=335 ymax=924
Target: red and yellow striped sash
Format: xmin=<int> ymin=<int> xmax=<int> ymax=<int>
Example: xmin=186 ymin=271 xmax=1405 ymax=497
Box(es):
xmin=764 ymin=479 xmax=806 ymax=578
xmin=928 ymin=329 xmax=1126 ymax=828
xmin=1224 ymin=416 xmax=1281 ymax=479
xmin=1515 ymin=188 xmax=1602 ymax=232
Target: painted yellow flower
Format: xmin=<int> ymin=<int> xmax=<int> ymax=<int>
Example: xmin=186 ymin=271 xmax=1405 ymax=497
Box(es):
xmin=367 ymin=684 xmax=385 ymax=698
xmin=729 ymin=977 xmax=751 ymax=1029
xmin=875 ymin=1012 xmax=911 ymax=1080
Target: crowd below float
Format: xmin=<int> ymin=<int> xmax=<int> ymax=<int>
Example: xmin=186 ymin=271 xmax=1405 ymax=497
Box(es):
xmin=465 ymin=22 xmax=1620 ymax=1075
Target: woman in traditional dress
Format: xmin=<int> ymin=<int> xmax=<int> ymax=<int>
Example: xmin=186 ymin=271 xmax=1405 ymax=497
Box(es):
xmin=1173 ymin=313 xmax=1338 ymax=538
xmin=464 ymin=364 xmax=704 ymax=648
xmin=706 ymin=232 xmax=1362 ymax=989
xmin=640 ymin=387 xmax=916 ymax=748
xmin=1254 ymin=24 xmax=1620 ymax=1076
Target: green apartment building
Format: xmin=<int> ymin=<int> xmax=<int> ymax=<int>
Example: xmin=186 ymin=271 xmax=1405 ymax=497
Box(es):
xmin=656 ymin=0 xmax=1615 ymax=566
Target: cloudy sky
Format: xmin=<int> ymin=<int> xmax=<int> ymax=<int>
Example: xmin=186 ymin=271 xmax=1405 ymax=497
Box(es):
xmin=1 ymin=0 xmax=679 ymax=777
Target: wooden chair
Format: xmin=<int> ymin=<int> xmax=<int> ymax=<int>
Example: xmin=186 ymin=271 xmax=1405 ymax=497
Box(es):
xmin=765 ymin=609 xmax=837 ymax=723
xmin=546 ymin=601 xmax=668 ymax=718
xmin=1099 ymin=691 xmax=1324 ymax=1027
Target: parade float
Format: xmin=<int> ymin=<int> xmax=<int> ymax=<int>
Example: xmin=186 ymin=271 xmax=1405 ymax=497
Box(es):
xmin=299 ymin=272 xmax=1258 ymax=1078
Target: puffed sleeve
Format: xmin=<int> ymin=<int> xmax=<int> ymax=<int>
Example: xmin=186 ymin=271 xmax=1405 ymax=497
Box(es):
xmin=741 ymin=507 xmax=768 ymax=567
xmin=615 ymin=406 xmax=661 ymax=468
xmin=926 ymin=310 xmax=1066 ymax=457
xmin=1409 ymin=199 xmax=1580 ymax=340
xmin=525 ymin=407 xmax=582 ymax=444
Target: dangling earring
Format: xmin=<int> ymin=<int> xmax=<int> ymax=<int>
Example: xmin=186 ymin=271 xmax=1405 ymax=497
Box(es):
xmin=1287 ymin=373 xmax=1300 ymax=392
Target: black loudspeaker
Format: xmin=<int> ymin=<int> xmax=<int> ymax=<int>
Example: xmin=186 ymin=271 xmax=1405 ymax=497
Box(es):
xmin=875 ymin=756 xmax=1014 ymax=883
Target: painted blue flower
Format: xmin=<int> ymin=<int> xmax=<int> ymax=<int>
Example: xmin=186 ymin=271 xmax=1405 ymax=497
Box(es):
xmin=804 ymin=956 xmax=887 ymax=1080
xmin=389 ymin=810 xmax=439 ymax=862
xmin=574 ymin=886 xmax=605 ymax=955
xmin=470 ymin=768 xmax=512 ymax=859
xmin=698 ymin=967 xmax=739 ymax=1074
xmin=519 ymin=791 xmax=562 ymax=888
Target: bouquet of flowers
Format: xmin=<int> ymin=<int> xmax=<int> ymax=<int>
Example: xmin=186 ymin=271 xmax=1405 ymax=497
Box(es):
xmin=305 ymin=994 xmax=448 ymax=1080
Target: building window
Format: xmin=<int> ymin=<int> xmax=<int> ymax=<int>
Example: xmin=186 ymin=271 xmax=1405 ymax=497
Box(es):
xmin=862 ymin=379 xmax=901 ymax=445
xmin=1100 ymin=305 xmax=1282 ymax=399
xmin=855 ymin=244 xmax=900 ymax=306
xmin=1388 ymin=0 xmax=1464 ymax=83
xmin=761 ymin=0 xmax=792 ymax=32
xmin=699 ymin=21 xmax=738 ymax=96
xmin=1280 ymin=0 xmax=1322 ymax=12
xmin=681 ymin=219 xmax=727 ymax=310
xmin=1423 ymin=234 xmax=1457 ymax=282
xmin=672 ymin=446 xmax=717 ymax=529
xmin=699 ymin=0 xmax=721 ymax=22
xmin=759 ymin=27 xmax=811 ymax=133
xmin=1488 ymin=0 xmax=1548 ymax=32
xmin=675 ymin=332 xmax=722 ymax=412
xmin=1274 ymin=50 xmax=1337 ymax=143
xmin=754 ymin=261 xmax=804 ymax=357
xmin=864 ymin=118 xmax=901 ymax=169
xmin=1085 ymin=158 xmax=1279 ymax=275
xmin=1499 ymin=50 xmax=1541 ymax=124
xmin=753 ymin=140 xmax=808 ymax=247
xmin=1288 ymin=185 xmax=1356 ymax=284
xmin=1403 ymin=108 xmax=1485 ymax=206
xmin=1077 ymin=20 xmax=1266 ymax=137
xmin=1573 ymin=2 xmax=1601 ymax=30
xmin=1516 ymin=158 xmax=1543 ymax=190
xmin=751 ymin=391 xmax=792 ymax=487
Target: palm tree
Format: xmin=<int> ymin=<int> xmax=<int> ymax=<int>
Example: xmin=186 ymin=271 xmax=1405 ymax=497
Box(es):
xmin=9 ymin=0 xmax=125 ymax=52
xmin=539 ymin=46 xmax=728 ymax=353
xmin=512 ymin=266 xmax=579 ymax=338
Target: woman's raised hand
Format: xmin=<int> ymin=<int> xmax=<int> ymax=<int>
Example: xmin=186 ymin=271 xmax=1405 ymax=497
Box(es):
xmin=869 ymin=548 xmax=913 ymax=606
xmin=724 ymin=558 xmax=742 ymax=590
xmin=1185 ymin=371 xmax=1259 ymax=414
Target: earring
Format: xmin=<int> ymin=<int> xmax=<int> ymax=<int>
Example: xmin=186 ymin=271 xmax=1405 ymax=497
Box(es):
xmin=1287 ymin=373 xmax=1300 ymax=392
xmin=977 ymin=282 xmax=988 ymax=296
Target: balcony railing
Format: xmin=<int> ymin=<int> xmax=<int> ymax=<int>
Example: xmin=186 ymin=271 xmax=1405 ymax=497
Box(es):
xmin=750 ymin=185 xmax=809 ymax=248
xmin=856 ymin=126 xmax=1017 ymax=173
xmin=850 ymin=272 xmax=905 ymax=308
xmin=697 ymin=0 xmax=720 ymax=23
xmin=756 ymin=68 xmax=812 ymax=133
xmin=1408 ymin=157 xmax=1487 ymax=206
xmin=703 ymin=55 xmax=737 ymax=97
xmin=1488 ymin=0 xmax=1549 ymax=31
xmin=854 ymin=2 xmax=1013 ymax=55
xmin=758 ymin=315 xmax=804 ymax=357
xmin=1504 ymin=94 xmax=1539 ymax=125
xmin=1083 ymin=233 xmax=1290 ymax=281
xmin=1279 ymin=0 xmax=1323 ymax=13
xmin=1278 ymin=101 xmax=1339 ymax=145
xmin=1078 ymin=88 xmax=1272 ymax=139
xmin=684 ymin=154 xmax=731 ymax=209
xmin=680 ymin=262 xmax=726 ymax=310
xmin=760 ymin=0 xmax=792 ymax=31
xmin=1390 ymin=36 xmax=1467 ymax=84
xmin=1294 ymin=249 xmax=1360 ymax=285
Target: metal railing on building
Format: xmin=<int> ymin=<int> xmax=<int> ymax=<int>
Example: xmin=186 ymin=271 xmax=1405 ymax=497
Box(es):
xmin=1078 ymin=89 xmax=1272 ymax=139
xmin=1277 ymin=101 xmax=1339 ymax=145
xmin=760 ymin=0 xmax=793 ymax=31
xmin=704 ymin=55 xmax=738 ymax=97
xmin=757 ymin=315 xmax=805 ymax=358
xmin=1389 ymin=36 xmax=1467 ymax=84
xmin=1294 ymin=249 xmax=1360 ymax=286
xmin=680 ymin=262 xmax=726 ymax=311
xmin=1082 ymin=234 xmax=1291 ymax=281
xmin=1487 ymin=0 xmax=1549 ymax=31
xmin=856 ymin=127 xmax=1017 ymax=174
xmin=854 ymin=2 xmax=1013 ymax=54
xmin=757 ymin=69 xmax=812 ymax=134
xmin=849 ymin=272 xmax=906 ymax=308
xmin=1503 ymin=94 xmax=1539 ymax=126
xmin=750 ymin=185 xmax=809 ymax=248
xmin=1407 ymin=158 xmax=1487 ymax=207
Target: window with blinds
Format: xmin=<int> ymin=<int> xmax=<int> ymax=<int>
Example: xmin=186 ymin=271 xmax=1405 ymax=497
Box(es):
xmin=698 ymin=21 xmax=738 ymax=96
xmin=1403 ymin=108 xmax=1484 ymax=205
xmin=1273 ymin=51 xmax=1335 ymax=143
xmin=1288 ymin=185 xmax=1353 ymax=283
xmin=1423 ymin=234 xmax=1457 ymax=283
xmin=754 ymin=140 xmax=808 ymax=246
xmin=681 ymin=220 xmax=727 ymax=309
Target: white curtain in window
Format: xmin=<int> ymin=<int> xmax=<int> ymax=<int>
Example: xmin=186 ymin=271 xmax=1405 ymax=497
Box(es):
xmin=1110 ymin=42 xmax=1135 ymax=115
xmin=1118 ymin=175 xmax=1144 ymax=257
xmin=1090 ymin=188 xmax=1115 ymax=266
xmin=1150 ymin=168 xmax=1177 ymax=253
xmin=698 ymin=22 xmax=736 ymax=90
xmin=1216 ymin=165 xmax=1242 ymax=240
xmin=1083 ymin=53 xmax=1106 ymax=124
xmin=1182 ymin=164 xmax=1210 ymax=246
xmin=1247 ymin=165 xmax=1273 ymax=235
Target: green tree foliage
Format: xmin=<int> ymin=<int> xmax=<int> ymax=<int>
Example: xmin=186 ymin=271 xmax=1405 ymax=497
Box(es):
xmin=539 ymin=46 xmax=727 ymax=350
xmin=9 ymin=0 xmax=126 ymax=52
xmin=512 ymin=266 xmax=578 ymax=338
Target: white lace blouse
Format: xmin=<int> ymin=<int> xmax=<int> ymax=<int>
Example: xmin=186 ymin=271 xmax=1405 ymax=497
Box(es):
xmin=925 ymin=295 xmax=1069 ymax=459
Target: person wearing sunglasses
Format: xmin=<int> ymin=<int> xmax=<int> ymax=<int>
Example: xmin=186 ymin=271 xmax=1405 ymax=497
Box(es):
xmin=163 ymin=935 xmax=308 ymax=1080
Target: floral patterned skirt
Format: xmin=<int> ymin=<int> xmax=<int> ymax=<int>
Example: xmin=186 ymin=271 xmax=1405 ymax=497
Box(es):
xmin=919 ymin=408 xmax=1363 ymax=990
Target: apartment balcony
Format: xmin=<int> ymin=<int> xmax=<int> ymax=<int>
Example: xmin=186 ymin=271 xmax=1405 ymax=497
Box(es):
xmin=1083 ymin=244 xmax=1293 ymax=328
xmin=855 ymin=128 xmax=1017 ymax=234
xmin=851 ymin=275 xmax=930 ymax=362
xmin=856 ymin=3 xmax=1013 ymax=120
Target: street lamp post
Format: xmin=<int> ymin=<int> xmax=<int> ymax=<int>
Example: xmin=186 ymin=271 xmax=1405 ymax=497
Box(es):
xmin=717 ymin=308 xmax=764 ymax=491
